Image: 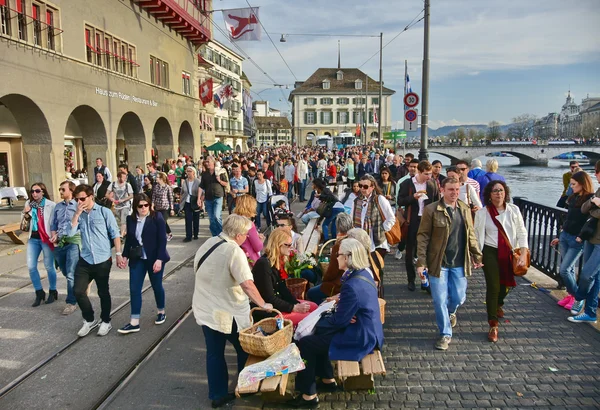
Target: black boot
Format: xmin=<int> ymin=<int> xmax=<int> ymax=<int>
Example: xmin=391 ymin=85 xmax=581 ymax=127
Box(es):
xmin=46 ymin=290 xmax=58 ymax=304
xmin=32 ymin=290 xmax=46 ymax=307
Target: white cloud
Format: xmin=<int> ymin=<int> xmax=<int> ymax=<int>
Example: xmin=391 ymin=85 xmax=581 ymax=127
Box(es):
xmin=428 ymin=119 xmax=486 ymax=129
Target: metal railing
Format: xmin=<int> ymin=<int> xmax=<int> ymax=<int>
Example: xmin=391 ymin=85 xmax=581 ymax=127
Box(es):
xmin=513 ymin=197 xmax=584 ymax=281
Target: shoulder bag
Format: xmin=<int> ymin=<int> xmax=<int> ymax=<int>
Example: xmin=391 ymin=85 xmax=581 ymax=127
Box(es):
xmin=195 ymin=238 xmax=227 ymax=272
xmin=20 ymin=211 xmax=32 ymax=232
xmin=497 ymin=224 xmax=531 ymax=276
xmin=579 ymin=216 xmax=598 ymax=241
xmin=397 ymin=185 xmax=413 ymax=242
xmin=374 ymin=196 xmax=401 ymax=246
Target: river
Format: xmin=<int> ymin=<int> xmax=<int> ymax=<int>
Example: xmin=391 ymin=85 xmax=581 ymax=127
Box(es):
xmin=427 ymin=154 xmax=599 ymax=208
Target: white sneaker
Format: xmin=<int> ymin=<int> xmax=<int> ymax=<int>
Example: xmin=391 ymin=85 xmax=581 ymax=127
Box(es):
xmin=394 ymin=250 xmax=403 ymax=260
xmin=77 ymin=319 xmax=99 ymax=337
xmin=97 ymin=321 xmax=112 ymax=336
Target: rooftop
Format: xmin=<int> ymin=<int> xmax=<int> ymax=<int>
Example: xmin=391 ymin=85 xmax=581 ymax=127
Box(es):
xmin=290 ymin=68 xmax=395 ymax=96
xmin=254 ymin=116 xmax=292 ymax=129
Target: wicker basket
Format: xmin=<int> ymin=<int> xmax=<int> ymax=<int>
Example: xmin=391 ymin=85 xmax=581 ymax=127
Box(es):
xmin=378 ymin=298 xmax=386 ymax=324
xmin=239 ymin=308 xmax=293 ymax=357
xmin=318 ymin=238 xmax=337 ymax=273
xmin=286 ymin=277 xmax=308 ymax=300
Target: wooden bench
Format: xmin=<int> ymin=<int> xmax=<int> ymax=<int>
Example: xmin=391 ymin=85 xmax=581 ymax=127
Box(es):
xmin=337 ymin=350 xmax=386 ymax=391
xmin=235 ymin=355 xmax=291 ymax=401
xmin=0 ymin=223 xmax=25 ymax=245
xmin=300 ymin=217 xmax=320 ymax=255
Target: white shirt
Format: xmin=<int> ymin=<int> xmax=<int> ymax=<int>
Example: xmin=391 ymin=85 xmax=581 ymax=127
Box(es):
xmin=135 ymin=216 xmax=148 ymax=259
xmin=192 ymin=235 xmax=254 ymax=334
xmin=297 ymin=160 xmax=309 ymax=180
xmin=412 ymin=176 xmax=428 ymax=216
xmin=459 ymin=183 xmax=482 ymax=209
xmin=254 ymin=179 xmax=272 ymax=203
xmin=484 ymin=210 xmax=500 ymax=248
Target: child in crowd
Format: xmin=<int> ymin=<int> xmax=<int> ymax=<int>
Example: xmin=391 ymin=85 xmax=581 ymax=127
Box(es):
xmin=274 ymin=199 xmax=293 ymax=217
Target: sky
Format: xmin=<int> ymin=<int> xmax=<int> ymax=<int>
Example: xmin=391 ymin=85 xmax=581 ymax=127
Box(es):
xmin=212 ymin=0 xmax=600 ymax=130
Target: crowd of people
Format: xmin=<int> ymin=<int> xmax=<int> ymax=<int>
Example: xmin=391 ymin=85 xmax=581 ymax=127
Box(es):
xmin=21 ymin=143 xmax=600 ymax=409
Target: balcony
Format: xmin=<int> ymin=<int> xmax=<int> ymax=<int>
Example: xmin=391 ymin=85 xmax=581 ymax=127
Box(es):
xmin=133 ymin=0 xmax=211 ymax=45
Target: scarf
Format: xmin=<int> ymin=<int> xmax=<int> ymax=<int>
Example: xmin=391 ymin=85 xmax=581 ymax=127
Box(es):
xmin=341 ymin=269 xmax=353 ymax=284
xmin=353 ymin=195 xmax=374 ymax=234
xmin=31 ymin=198 xmax=54 ymax=250
xmin=278 ymin=255 xmax=289 ymax=280
xmin=487 ymin=204 xmax=516 ymax=287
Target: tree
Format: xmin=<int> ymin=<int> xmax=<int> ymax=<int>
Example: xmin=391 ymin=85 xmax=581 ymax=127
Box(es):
xmin=507 ymin=113 xmax=537 ymax=140
xmin=456 ymin=127 xmax=467 ymax=140
xmin=467 ymin=128 xmax=478 ymax=141
xmin=476 ymin=129 xmax=486 ymax=141
xmin=487 ymin=121 xmax=501 ymax=141
xmin=447 ymin=130 xmax=458 ymax=140
xmin=580 ymin=116 xmax=600 ymax=141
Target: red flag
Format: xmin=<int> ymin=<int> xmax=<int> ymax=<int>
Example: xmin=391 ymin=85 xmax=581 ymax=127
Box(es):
xmin=356 ymin=123 xmax=361 ymax=136
xmin=200 ymin=78 xmax=213 ymax=106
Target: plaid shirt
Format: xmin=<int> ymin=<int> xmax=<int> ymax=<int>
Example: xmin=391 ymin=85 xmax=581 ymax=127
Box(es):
xmin=152 ymin=183 xmax=174 ymax=211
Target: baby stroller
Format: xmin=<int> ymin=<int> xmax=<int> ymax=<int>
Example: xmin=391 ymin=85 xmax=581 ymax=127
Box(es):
xmin=268 ymin=194 xmax=290 ymax=232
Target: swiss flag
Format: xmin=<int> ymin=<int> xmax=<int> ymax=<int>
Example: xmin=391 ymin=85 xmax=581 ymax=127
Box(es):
xmin=200 ymin=78 xmax=213 ymax=106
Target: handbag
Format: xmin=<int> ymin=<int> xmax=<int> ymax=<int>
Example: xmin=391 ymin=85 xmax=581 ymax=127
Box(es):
xmin=20 ymin=212 xmax=31 ymax=232
xmin=579 ymin=217 xmax=598 ymax=241
xmin=129 ymin=245 xmax=143 ymax=261
xmin=316 ymin=200 xmax=334 ymax=218
xmin=497 ymin=226 xmax=531 ymax=276
xmin=190 ymin=195 xmax=200 ymax=211
xmin=374 ymin=196 xmax=402 ymax=246
xmin=398 ymin=185 xmax=413 ymax=242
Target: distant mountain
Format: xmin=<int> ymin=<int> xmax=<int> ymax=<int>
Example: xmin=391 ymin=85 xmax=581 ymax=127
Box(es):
xmin=404 ymin=123 xmax=513 ymax=139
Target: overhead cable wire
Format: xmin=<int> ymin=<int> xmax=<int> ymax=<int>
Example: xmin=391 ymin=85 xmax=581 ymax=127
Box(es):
xmin=358 ymin=9 xmax=425 ymax=69
xmin=245 ymin=0 xmax=298 ymax=82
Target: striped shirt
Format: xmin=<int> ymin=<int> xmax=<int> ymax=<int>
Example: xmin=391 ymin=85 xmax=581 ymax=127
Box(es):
xmin=466 ymin=177 xmax=481 ymax=195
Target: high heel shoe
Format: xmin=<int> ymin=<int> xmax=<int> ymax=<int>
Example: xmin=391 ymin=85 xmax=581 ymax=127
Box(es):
xmin=46 ymin=290 xmax=58 ymax=304
xmin=32 ymin=290 xmax=46 ymax=307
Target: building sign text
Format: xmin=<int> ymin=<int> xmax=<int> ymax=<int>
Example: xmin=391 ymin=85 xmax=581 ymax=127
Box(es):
xmin=95 ymin=87 xmax=158 ymax=107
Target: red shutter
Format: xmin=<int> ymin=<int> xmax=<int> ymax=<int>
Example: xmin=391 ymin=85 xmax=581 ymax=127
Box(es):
xmin=16 ymin=0 xmax=23 ymax=12
xmin=32 ymin=5 xmax=38 ymax=19
xmin=85 ymin=30 xmax=91 ymax=45
xmin=0 ymin=0 xmax=7 ymax=7
xmin=46 ymin=11 xmax=52 ymax=25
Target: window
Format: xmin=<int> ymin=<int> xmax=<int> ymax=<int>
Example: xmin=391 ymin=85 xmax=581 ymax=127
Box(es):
xmin=85 ymin=28 xmax=95 ymax=63
xmin=104 ymin=36 xmax=111 ymax=69
xmin=150 ymin=55 xmax=169 ymax=88
xmin=337 ymin=111 xmax=349 ymax=124
xmin=337 ymin=98 xmax=349 ymax=105
xmin=128 ymin=46 xmax=136 ymax=77
xmin=322 ymin=80 xmax=330 ymax=90
xmin=83 ymin=26 xmax=137 ymax=77
xmin=321 ymin=98 xmax=333 ymax=105
xmin=182 ymin=71 xmax=191 ymax=95
xmin=1 ymin=0 xmax=10 ymax=36
xmin=352 ymin=98 xmax=366 ymax=105
xmin=32 ymin=4 xmax=42 ymax=46
xmin=304 ymin=98 xmax=316 ymax=106
xmin=46 ymin=9 xmax=55 ymax=50
xmin=17 ymin=0 xmax=26 ymax=41
xmin=353 ymin=111 xmax=363 ymax=124
xmin=305 ymin=111 xmax=316 ymax=125
xmin=321 ymin=111 xmax=332 ymax=125
xmin=372 ymin=97 xmax=379 ymax=105
xmin=336 ymin=70 xmax=343 ymax=81
xmin=96 ymin=33 xmax=103 ymax=66
xmin=355 ymin=79 xmax=362 ymax=90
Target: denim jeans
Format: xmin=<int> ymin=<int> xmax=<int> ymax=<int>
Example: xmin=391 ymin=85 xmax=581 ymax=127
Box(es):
xmin=429 ymin=266 xmax=467 ymax=337
xmin=27 ymin=238 xmax=57 ymax=291
xmin=255 ymin=201 xmax=271 ymax=230
xmin=205 ymin=197 xmax=223 ymax=237
xmin=558 ymin=231 xmax=584 ymax=296
xmin=301 ymin=211 xmax=320 ymax=225
xmin=54 ymin=243 xmax=79 ymax=304
xmin=287 ymin=181 xmax=294 ymax=200
xmin=202 ymin=321 xmax=248 ymax=401
xmin=307 ymin=284 xmax=328 ymax=305
xmin=574 ymin=242 xmax=600 ymax=318
xmin=129 ymin=259 xmax=166 ymax=319
xmin=323 ymin=208 xmax=344 ymax=241
xmin=299 ymin=178 xmax=308 ymax=201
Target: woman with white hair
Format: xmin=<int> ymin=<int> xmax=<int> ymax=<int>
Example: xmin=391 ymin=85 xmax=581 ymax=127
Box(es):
xmin=288 ymin=237 xmax=384 ymax=408
xmin=181 ymin=166 xmax=202 ymax=242
xmin=479 ymin=159 xmax=506 ymax=202
xmin=192 ymin=214 xmax=272 ymax=408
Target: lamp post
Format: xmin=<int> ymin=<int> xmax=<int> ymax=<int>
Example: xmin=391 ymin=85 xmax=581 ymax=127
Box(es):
xmin=419 ymin=0 xmax=430 ymax=161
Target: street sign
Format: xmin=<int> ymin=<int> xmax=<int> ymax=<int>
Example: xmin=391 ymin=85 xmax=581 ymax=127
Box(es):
xmin=404 ymin=92 xmax=419 ymax=108
xmin=404 ymin=109 xmax=418 ymax=131
xmin=384 ymin=130 xmax=407 ymax=140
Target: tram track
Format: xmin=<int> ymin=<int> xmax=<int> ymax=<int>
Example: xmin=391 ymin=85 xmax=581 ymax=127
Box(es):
xmin=0 ymin=252 xmax=197 ymax=401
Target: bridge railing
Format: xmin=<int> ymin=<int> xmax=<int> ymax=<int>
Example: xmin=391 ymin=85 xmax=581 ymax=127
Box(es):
xmin=512 ymin=197 xmax=583 ymax=282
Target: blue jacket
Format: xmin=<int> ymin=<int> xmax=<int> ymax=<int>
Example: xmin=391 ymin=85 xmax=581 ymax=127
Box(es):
xmin=468 ymin=167 xmax=486 ymax=181
xmin=325 ymin=269 xmax=384 ymax=361
xmin=123 ymin=212 xmax=170 ymax=265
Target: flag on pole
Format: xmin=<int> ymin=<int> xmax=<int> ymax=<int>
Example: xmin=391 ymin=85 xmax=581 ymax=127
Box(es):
xmin=200 ymin=78 xmax=213 ymax=106
xmin=355 ymin=123 xmax=361 ymax=137
xmin=223 ymin=8 xmax=261 ymax=41
xmin=406 ymin=73 xmax=412 ymax=94
xmin=374 ymin=108 xmax=379 ymax=127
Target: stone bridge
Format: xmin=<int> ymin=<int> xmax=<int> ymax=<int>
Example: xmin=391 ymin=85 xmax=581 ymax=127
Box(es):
xmin=424 ymin=144 xmax=600 ymax=166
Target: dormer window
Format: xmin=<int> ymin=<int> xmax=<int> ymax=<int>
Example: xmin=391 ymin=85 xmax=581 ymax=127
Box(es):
xmin=355 ymin=79 xmax=363 ymax=90
xmin=336 ymin=70 xmax=343 ymax=81
xmin=323 ymin=80 xmax=330 ymax=90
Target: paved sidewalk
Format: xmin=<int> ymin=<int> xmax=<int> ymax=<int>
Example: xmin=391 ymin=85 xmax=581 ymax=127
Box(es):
xmin=103 ymin=201 xmax=600 ymax=409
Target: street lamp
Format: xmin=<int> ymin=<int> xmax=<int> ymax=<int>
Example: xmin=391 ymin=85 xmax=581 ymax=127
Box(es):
xmin=277 ymin=32 xmax=384 ymax=147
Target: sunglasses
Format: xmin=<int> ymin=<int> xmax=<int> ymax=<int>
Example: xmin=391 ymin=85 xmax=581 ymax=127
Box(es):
xmin=282 ymin=243 xmax=293 ymax=248
xmin=30 ymin=189 xmax=42 ymax=194
xmin=75 ymin=196 xmax=90 ymax=202
xmin=137 ymin=203 xmax=150 ymax=209
xmin=492 ymin=189 xmax=504 ymax=193
xmin=59 ymin=188 xmax=68 ymax=192
xmin=276 ymin=223 xmax=290 ymax=228
xmin=456 ymin=167 xmax=468 ymax=171
xmin=359 ymin=184 xmax=371 ymax=189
